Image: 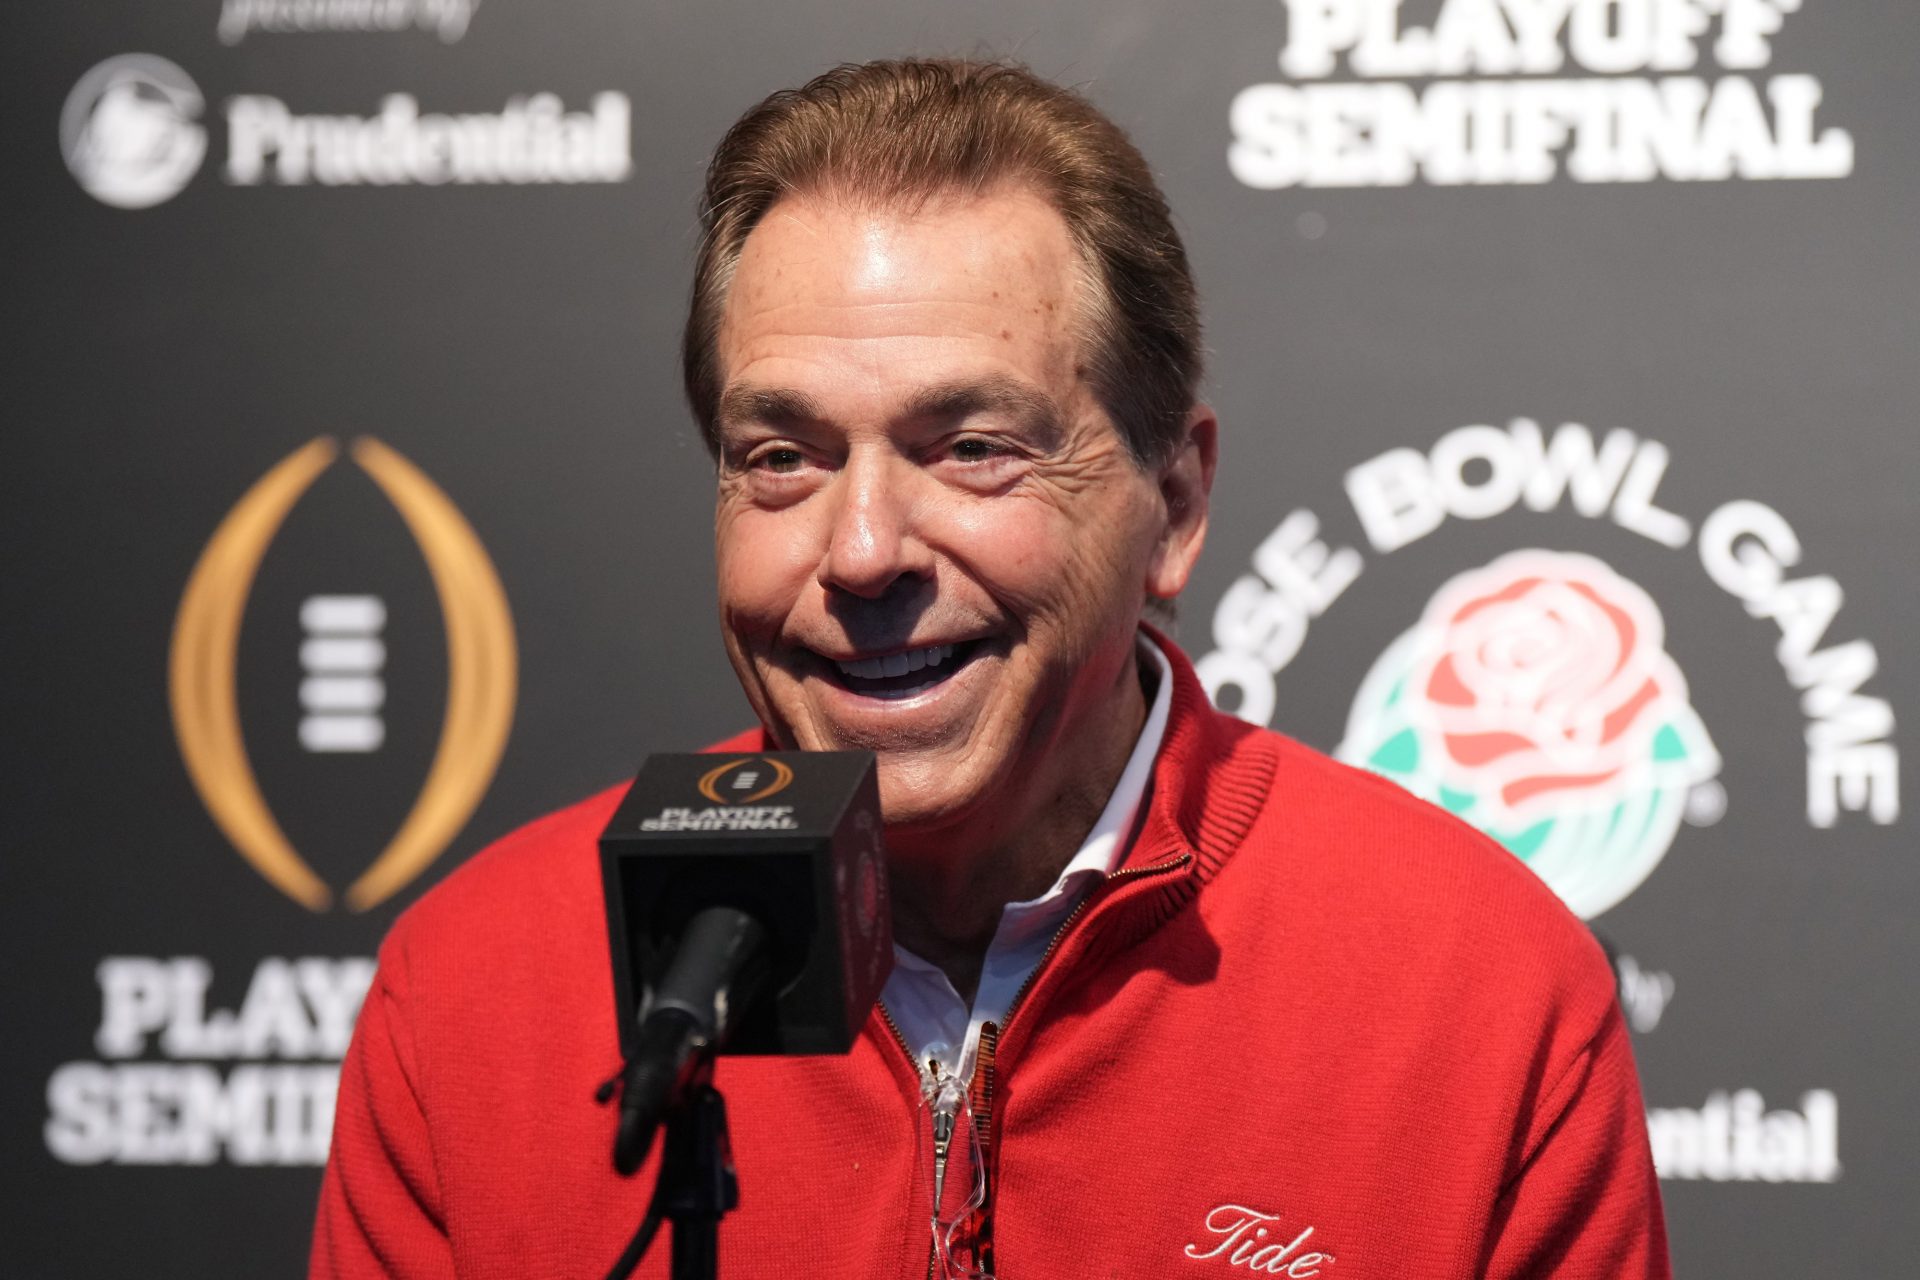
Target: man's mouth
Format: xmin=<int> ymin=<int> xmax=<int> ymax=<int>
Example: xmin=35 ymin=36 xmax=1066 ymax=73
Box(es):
xmin=819 ymin=641 xmax=983 ymax=700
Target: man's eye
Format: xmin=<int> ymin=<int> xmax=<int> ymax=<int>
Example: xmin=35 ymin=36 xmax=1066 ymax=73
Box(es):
xmin=949 ymin=437 xmax=1001 ymax=462
xmin=753 ymin=447 xmax=806 ymax=473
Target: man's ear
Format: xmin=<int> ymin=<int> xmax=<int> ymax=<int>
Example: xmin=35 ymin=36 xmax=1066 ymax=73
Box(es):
xmin=1146 ymin=403 xmax=1218 ymax=600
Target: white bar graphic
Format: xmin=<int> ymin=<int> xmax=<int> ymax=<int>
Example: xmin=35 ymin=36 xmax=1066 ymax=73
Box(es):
xmin=300 ymin=595 xmax=386 ymax=754
xmin=300 ymin=595 xmax=387 ymax=633
xmin=300 ymin=676 xmax=386 ymax=713
xmin=299 ymin=637 xmax=386 ymax=673
xmin=300 ymin=716 xmax=386 ymax=753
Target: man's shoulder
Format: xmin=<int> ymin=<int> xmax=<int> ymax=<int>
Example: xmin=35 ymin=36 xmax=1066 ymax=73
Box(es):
xmin=380 ymin=782 xmax=626 ymax=972
xmin=1227 ymin=722 xmax=1613 ymax=994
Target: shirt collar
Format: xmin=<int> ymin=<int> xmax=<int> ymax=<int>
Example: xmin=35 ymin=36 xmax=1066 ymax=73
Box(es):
xmin=885 ymin=632 xmax=1178 ymax=1079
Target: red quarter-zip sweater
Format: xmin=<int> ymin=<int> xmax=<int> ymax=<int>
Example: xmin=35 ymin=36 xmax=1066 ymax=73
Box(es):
xmin=313 ymin=642 xmax=1669 ymax=1278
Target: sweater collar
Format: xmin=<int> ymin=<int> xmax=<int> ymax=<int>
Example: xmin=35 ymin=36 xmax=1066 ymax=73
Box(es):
xmin=981 ymin=629 xmax=1282 ymax=1063
xmin=729 ymin=628 xmax=1281 ymax=1063
xmin=1123 ymin=623 xmax=1280 ymax=888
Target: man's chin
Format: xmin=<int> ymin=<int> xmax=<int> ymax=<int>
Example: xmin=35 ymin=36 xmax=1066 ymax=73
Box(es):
xmin=867 ymin=748 xmax=998 ymax=835
xmin=761 ymin=700 xmax=991 ymax=802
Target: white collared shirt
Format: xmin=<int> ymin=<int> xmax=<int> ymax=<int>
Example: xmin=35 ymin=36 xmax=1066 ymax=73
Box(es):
xmin=880 ymin=634 xmax=1175 ymax=1085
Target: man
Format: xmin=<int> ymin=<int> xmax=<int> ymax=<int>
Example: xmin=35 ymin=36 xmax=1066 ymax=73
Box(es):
xmin=314 ymin=59 xmax=1669 ymax=1278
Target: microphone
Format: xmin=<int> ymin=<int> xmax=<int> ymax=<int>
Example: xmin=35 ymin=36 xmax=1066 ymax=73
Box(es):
xmin=598 ymin=751 xmax=893 ymax=1174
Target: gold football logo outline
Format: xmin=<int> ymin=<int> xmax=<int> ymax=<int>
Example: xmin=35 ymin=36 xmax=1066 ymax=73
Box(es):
xmin=697 ymin=757 xmax=795 ymax=806
xmin=169 ymin=436 xmax=516 ymax=911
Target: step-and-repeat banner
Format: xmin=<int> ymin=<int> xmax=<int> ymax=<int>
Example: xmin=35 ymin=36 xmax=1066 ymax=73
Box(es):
xmin=7 ymin=1 xmax=1914 ymax=1273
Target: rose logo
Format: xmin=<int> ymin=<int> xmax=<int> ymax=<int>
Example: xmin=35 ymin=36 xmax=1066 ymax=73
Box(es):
xmin=1338 ymin=550 xmax=1719 ymax=919
xmin=1416 ymin=554 xmax=1682 ymax=823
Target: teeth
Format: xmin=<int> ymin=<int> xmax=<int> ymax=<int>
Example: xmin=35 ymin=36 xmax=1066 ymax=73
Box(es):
xmin=835 ymin=644 xmax=958 ymax=682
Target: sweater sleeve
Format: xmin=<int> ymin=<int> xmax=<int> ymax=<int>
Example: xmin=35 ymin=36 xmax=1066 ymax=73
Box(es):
xmin=1481 ymin=1002 xmax=1671 ymax=1279
xmin=310 ymin=934 xmax=458 ymax=1280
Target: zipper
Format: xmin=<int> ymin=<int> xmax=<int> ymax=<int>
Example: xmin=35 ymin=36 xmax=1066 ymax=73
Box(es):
xmin=998 ymin=852 xmax=1192 ymax=1040
xmin=944 ymin=851 xmax=1194 ymax=1277
xmin=925 ymin=1059 xmax=964 ymax=1227
xmin=874 ymin=1000 xmax=941 ymax=1280
xmin=961 ymin=1020 xmax=1000 ymax=1278
xmin=875 ymin=996 xmax=916 ymax=1075
xmin=876 ymin=850 xmax=1194 ymax=1278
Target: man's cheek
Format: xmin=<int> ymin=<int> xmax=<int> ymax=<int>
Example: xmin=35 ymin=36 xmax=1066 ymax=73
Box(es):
xmin=947 ymin=502 xmax=1069 ymax=593
xmin=718 ymin=532 xmax=811 ymax=626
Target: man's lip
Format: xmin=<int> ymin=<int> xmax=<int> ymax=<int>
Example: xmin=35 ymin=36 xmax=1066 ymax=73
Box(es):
xmin=796 ymin=638 xmax=995 ymax=695
xmin=801 ymin=637 xmax=997 ymax=708
xmin=802 ymin=639 xmax=990 ymax=668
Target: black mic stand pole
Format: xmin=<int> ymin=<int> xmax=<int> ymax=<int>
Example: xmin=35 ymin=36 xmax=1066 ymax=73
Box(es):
xmin=605 ymin=904 xmax=767 ymax=1279
xmin=604 ymin=1054 xmax=740 ymax=1280
xmin=659 ymin=1066 xmax=737 ymax=1280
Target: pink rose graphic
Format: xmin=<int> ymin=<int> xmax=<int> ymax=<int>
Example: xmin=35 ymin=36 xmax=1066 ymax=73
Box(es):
xmin=1410 ymin=551 xmax=1688 ymax=823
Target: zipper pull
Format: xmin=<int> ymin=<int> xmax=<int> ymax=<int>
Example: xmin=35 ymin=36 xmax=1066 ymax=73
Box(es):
xmin=920 ymin=1054 xmax=965 ymax=1225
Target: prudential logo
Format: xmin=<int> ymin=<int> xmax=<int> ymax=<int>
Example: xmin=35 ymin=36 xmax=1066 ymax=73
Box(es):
xmin=61 ymin=55 xmax=207 ymax=209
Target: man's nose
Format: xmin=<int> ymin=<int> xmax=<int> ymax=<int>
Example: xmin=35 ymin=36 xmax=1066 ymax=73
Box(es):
xmin=818 ymin=451 xmax=933 ymax=599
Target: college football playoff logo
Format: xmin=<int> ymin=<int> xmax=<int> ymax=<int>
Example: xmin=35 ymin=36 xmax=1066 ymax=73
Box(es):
xmin=697 ymin=757 xmax=795 ymax=805
xmin=170 ymin=437 xmax=516 ymax=911
xmin=1337 ymin=550 xmax=1720 ymax=919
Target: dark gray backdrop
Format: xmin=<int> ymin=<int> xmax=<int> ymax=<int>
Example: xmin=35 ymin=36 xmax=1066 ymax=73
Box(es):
xmin=4 ymin=1 xmax=1913 ymax=1274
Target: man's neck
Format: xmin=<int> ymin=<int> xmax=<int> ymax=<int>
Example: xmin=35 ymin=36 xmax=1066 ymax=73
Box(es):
xmin=885 ymin=644 xmax=1152 ymax=1004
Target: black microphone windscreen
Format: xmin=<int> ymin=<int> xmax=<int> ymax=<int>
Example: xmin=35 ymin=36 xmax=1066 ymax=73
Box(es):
xmin=598 ymin=751 xmax=892 ymax=1058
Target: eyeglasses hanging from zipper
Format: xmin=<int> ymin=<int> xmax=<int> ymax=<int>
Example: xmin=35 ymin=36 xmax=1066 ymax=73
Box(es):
xmin=888 ymin=852 xmax=1195 ymax=1279
xmin=920 ymin=1053 xmax=993 ymax=1280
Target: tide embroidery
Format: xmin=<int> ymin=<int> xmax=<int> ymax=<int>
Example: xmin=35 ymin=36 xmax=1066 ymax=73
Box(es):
xmin=1183 ymin=1203 xmax=1336 ymax=1275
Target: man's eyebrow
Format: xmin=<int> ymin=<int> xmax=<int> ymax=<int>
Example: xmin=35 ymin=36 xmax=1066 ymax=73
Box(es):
xmin=718 ymin=377 xmax=1067 ymax=442
xmin=901 ymin=377 xmax=1065 ymax=442
xmin=715 ymin=385 xmax=823 ymax=432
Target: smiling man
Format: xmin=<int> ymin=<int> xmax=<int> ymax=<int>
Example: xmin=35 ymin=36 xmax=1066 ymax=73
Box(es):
xmin=710 ymin=180 xmax=1211 ymax=1012
xmin=315 ymin=60 xmax=1670 ymax=1279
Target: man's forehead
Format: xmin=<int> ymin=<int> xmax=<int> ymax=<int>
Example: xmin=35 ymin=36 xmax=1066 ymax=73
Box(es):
xmin=724 ymin=185 xmax=1083 ymax=314
xmin=713 ymin=187 xmax=1092 ymax=431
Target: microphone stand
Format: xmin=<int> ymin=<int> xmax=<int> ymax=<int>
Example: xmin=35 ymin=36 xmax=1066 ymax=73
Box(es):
xmin=659 ymin=1070 xmax=738 ymax=1280
xmin=605 ymin=1056 xmax=740 ymax=1280
xmin=605 ymin=905 xmax=767 ymax=1279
